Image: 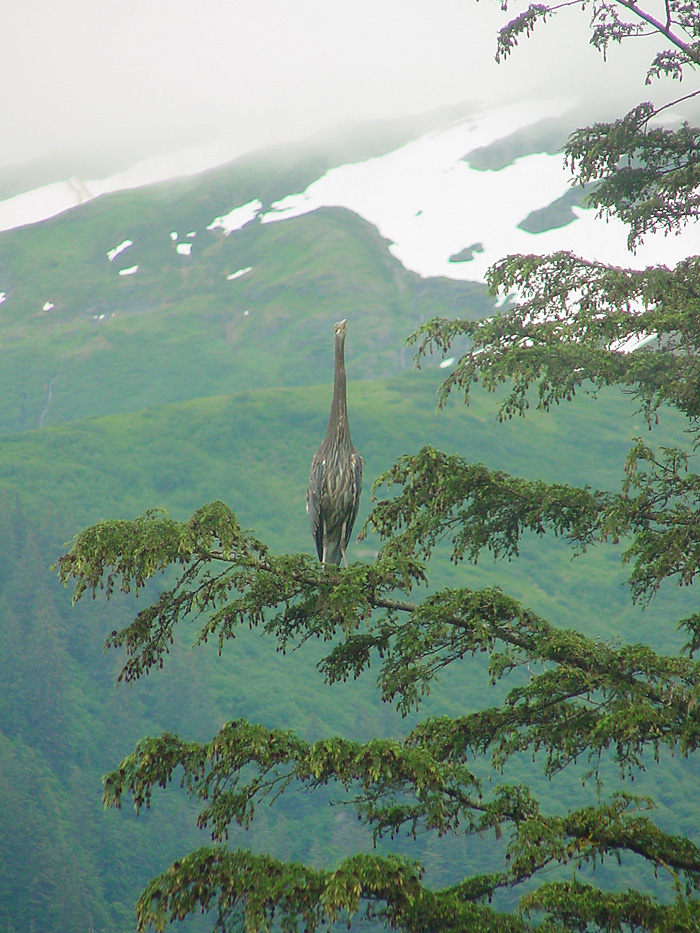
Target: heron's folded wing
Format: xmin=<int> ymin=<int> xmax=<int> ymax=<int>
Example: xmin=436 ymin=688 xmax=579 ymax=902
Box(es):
xmin=343 ymin=451 xmax=363 ymax=547
xmin=306 ymin=454 xmax=326 ymax=561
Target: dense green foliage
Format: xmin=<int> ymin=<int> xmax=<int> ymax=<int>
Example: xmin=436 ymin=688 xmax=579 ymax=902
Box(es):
xmin=49 ymin=3 xmax=700 ymax=932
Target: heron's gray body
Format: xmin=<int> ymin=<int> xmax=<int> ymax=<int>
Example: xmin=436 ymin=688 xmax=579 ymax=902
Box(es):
xmin=306 ymin=320 xmax=362 ymax=567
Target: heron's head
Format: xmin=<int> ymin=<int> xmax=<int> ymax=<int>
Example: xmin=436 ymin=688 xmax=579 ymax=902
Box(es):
xmin=334 ymin=319 xmax=347 ymax=342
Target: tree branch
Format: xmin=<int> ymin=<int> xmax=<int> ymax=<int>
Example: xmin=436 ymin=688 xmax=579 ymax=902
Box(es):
xmin=616 ymin=0 xmax=700 ymax=59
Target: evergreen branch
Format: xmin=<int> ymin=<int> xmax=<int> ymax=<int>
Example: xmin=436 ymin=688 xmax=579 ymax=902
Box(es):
xmin=60 ymin=501 xmax=700 ymax=773
xmin=105 ymin=724 xmax=700 ymax=929
xmin=614 ymin=0 xmax=700 ymax=59
xmin=522 ymin=878 xmax=700 ymax=930
xmin=409 ymin=255 xmax=700 ymax=421
xmin=134 ymin=848 xmax=429 ymax=933
xmin=367 ymin=443 xmax=700 ymax=604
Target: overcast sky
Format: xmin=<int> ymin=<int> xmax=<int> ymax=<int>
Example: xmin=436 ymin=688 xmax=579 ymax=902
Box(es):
xmin=0 ymin=0 xmax=683 ymax=175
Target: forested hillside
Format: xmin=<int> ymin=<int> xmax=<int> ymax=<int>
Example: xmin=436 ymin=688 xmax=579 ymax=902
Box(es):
xmin=4 ymin=384 xmax=696 ymax=930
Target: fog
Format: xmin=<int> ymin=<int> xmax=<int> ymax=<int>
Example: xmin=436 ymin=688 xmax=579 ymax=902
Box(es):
xmin=0 ymin=0 xmax=686 ymax=181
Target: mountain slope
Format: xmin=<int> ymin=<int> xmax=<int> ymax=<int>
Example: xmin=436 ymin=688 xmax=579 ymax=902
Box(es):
xmin=0 ymin=196 xmax=491 ymax=434
xmin=4 ymin=100 xmax=700 ymax=439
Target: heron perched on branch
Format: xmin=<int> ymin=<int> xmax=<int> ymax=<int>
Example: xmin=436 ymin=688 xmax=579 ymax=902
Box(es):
xmin=306 ymin=319 xmax=363 ymax=567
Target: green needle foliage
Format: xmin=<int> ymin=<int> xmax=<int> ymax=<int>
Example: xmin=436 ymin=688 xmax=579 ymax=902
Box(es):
xmin=57 ymin=4 xmax=700 ymax=931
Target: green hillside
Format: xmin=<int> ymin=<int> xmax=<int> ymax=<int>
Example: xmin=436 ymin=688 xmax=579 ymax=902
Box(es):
xmin=1 ymin=121 xmax=698 ymax=931
xmin=0 ymin=129 xmax=490 ymax=435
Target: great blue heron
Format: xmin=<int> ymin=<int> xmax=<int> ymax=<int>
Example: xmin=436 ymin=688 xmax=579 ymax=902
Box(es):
xmin=306 ymin=319 xmax=362 ymax=567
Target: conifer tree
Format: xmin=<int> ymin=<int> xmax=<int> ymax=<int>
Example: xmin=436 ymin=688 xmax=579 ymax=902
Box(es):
xmin=58 ymin=3 xmax=700 ymax=930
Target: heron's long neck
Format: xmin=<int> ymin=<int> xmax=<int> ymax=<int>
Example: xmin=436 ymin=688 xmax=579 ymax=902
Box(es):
xmin=325 ymin=336 xmax=351 ymax=445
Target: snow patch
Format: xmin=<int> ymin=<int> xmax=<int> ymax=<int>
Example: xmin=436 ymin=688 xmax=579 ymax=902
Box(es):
xmin=612 ymin=332 xmax=656 ymax=354
xmin=0 ymin=179 xmax=90 ymax=232
xmin=187 ymin=231 xmax=196 ymax=238
xmin=262 ymin=100 xmax=700 ymax=283
xmin=176 ymin=243 xmax=192 ymax=256
xmin=439 ymin=357 xmax=455 ymax=369
xmin=107 ymin=239 xmax=133 ymax=262
xmin=0 ymin=293 xmax=6 ymax=305
xmin=170 ymin=231 xmax=178 ymax=241
xmin=0 ymin=136 xmax=262 ymax=234
xmin=43 ymin=301 xmax=55 ymax=311
xmin=119 ymin=265 xmax=139 ymax=276
xmin=208 ymin=199 xmax=262 ymax=235
xmin=227 ymin=266 xmax=252 ymax=281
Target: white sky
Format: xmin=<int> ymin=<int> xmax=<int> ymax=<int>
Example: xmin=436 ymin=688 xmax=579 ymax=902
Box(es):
xmin=0 ymin=1 xmax=684 ymax=173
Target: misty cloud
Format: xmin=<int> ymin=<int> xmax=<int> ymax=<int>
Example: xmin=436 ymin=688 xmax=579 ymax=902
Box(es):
xmin=0 ymin=0 xmax=688 ymax=181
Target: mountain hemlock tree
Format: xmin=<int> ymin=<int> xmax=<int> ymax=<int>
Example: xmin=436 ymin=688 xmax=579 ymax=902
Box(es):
xmin=58 ymin=3 xmax=700 ymax=932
